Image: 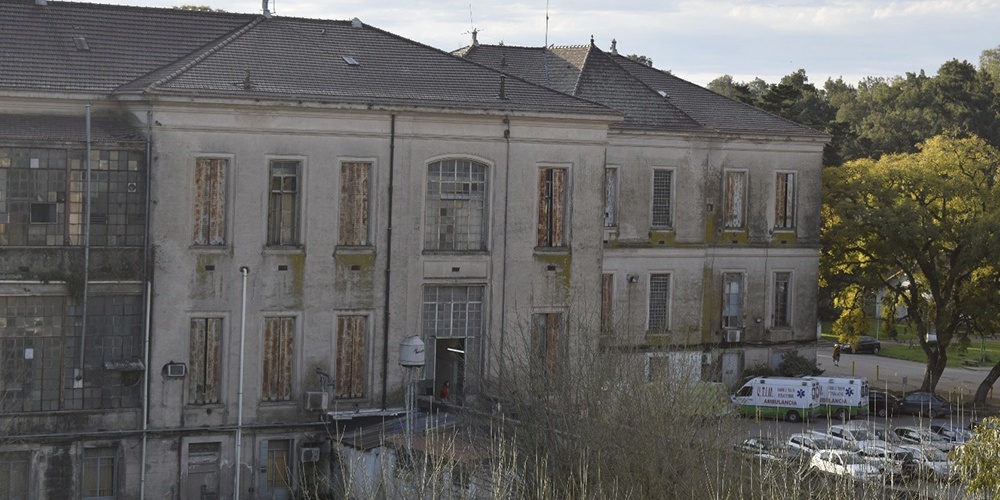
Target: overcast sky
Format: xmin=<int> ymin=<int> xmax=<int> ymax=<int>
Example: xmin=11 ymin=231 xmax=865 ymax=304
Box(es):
xmin=84 ymin=0 xmax=1000 ymax=87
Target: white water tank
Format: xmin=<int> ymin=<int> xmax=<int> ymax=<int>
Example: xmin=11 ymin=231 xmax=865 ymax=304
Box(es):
xmin=399 ymin=336 xmax=426 ymax=367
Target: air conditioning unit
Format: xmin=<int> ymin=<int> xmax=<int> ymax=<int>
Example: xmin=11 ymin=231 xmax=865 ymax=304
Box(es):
xmin=300 ymin=447 xmax=321 ymax=463
xmin=723 ymin=329 xmax=741 ymax=343
xmin=701 ymin=353 xmax=713 ymax=365
xmin=304 ymin=391 xmax=329 ymax=411
xmin=165 ymin=363 xmax=187 ymax=378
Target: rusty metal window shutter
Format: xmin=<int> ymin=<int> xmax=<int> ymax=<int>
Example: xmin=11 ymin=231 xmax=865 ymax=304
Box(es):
xmin=188 ymin=317 xmax=222 ymax=405
xmin=775 ymin=172 xmax=795 ymax=229
xmin=338 ymin=162 xmax=370 ymax=246
xmin=601 ymin=274 xmax=614 ymax=333
xmin=193 ymin=158 xmax=227 ymax=245
xmin=335 ymin=315 xmax=366 ymax=399
xmin=724 ymin=171 xmax=746 ymax=229
xmin=537 ymin=168 xmax=566 ymax=247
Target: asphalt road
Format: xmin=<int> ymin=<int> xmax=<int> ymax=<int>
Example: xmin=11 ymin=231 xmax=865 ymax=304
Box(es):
xmin=814 ymin=341 xmax=999 ymax=406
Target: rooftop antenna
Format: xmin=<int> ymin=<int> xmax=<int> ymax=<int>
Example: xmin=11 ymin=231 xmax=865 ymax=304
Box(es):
xmin=543 ymin=0 xmax=550 ymax=85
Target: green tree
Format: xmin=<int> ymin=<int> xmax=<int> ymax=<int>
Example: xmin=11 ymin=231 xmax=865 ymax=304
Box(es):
xmin=626 ymin=54 xmax=653 ymax=67
xmin=979 ymin=44 xmax=1000 ymax=85
xmin=822 ymin=134 xmax=1000 ymax=392
xmin=952 ymin=416 xmax=1000 ymax=495
xmin=707 ymin=75 xmax=754 ymax=104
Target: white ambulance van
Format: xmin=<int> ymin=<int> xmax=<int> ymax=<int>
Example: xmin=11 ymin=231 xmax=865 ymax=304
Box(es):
xmin=731 ymin=377 xmax=822 ymax=422
xmin=803 ymin=376 xmax=869 ymax=420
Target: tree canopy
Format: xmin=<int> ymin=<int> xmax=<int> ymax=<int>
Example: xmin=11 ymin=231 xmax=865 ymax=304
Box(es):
xmin=822 ymin=134 xmax=1000 ymax=392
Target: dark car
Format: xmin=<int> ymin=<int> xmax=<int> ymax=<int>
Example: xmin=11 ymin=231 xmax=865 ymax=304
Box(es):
xmin=836 ymin=336 xmax=881 ymax=354
xmin=899 ymin=392 xmax=952 ymax=418
xmin=868 ymin=391 xmax=903 ymax=417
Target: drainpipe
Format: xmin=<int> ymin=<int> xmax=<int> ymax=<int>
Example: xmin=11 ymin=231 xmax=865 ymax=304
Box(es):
xmin=234 ymin=266 xmax=249 ymax=499
xmin=76 ymin=104 xmax=92 ymax=387
xmin=139 ymin=110 xmax=153 ymax=499
xmin=381 ymin=114 xmax=396 ymax=408
xmin=498 ymin=116 xmax=511 ymax=391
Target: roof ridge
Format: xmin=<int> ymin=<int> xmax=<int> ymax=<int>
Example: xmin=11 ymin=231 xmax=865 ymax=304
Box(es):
xmin=139 ymin=16 xmax=264 ymax=93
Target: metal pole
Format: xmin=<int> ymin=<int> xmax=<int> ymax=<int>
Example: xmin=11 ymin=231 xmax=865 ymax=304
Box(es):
xmin=234 ymin=266 xmax=249 ymax=499
xmin=76 ymin=104 xmax=92 ymax=387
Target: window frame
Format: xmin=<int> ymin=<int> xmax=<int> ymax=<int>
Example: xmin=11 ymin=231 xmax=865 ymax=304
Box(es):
xmin=604 ymin=167 xmax=618 ymax=228
xmin=722 ymin=272 xmax=745 ymax=328
xmin=536 ymin=166 xmax=568 ymax=248
xmin=82 ymin=447 xmax=117 ymax=500
xmin=193 ymin=157 xmax=229 ymax=246
xmin=423 ymin=158 xmax=489 ymax=251
xmin=774 ymin=171 xmax=796 ymax=230
xmin=723 ymin=170 xmax=748 ymax=230
xmin=650 ymin=168 xmax=674 ymax=229
xmin=772 ymin=271 xmax=792 ymax=328
xmin=261 ymin=316 xmax=296 ymax=402
xmin=188 ymin=317 xmax=223 ymax=405
xmin=600 ymin=273 xmax=614 ymax=333
xmin=647 ymin=273 xmax=672 ymax=332
xmin=338 ymin=160 xmax=373 ymax=247
xmin=266 ymin=159 xmax=303 ymax=247
xmin=335 ymin=314 xmax=368 ymax=399
xmin=532 ymin=311 xmax=564 ymax=381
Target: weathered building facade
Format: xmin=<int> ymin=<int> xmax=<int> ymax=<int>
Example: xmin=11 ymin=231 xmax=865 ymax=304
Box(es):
xmin=457 ymin=40 xmax=829 ymax=386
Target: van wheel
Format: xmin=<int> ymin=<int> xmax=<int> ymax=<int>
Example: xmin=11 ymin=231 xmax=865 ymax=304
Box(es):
xmin=835 ymin=408 xmax=848 ymax=421
xmin=786 ymin=410 xmax=801 ymax=423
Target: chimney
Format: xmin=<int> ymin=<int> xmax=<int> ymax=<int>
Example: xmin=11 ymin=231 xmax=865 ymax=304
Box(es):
xmin=610 ymin=39 xmax=618 ymax=55
xmin=472 ymin=28 xmax=479 ymax=47
xmin=499 ymin=75 xmax=507 ymax=100
xmin=262 ymin=0 xmax=272 ymax=18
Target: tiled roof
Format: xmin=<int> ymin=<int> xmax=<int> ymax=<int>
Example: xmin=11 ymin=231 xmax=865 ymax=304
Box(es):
xmin=0 ymin=114 xmax=145 ymax=144
xmin=458 ymin=42 xmax=828 ymax=138
xmin=0 ymin=1 xmax=618 ymax=117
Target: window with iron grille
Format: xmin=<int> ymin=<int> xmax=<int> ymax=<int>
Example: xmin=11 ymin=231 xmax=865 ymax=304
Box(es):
xmin=536 ymin=167 xmax=566 ymax=247
xmin=723 ymin=171 xmax=746 ymax=229
xmin=267 ymin=160 xmax=300 ymax=246
xmin=775 ymin=172 xmax=795 ymax=229
xmin=648 ymin=274 xmax=671 ymax=331
xmin=193 ymin=158 xmax=227 ymax=246
xmin=335 ymin=315 xmax=367 ymax=399
xmin=82 ymin=448 xmax=116 ymax=500
xmin=722 ymin=272 xmax=745 ymax=328
xmin=262 ymin=317 xmax=294 ymax=402
xmin=604 ymin=168 xmax=618 ymax=228
xmin=188 ymin=317 xmax=222 ymax=405
xmin=651 ymin=169 xmax=673 ymax=228
xmin=773 ymin=272 xmax=791 ymax=327
xmin=424 ymin=159 xmax=487 ymax=251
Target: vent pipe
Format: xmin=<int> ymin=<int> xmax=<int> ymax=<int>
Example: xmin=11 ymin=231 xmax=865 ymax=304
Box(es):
xmin=262 ymin=0 xmax=272 ymax=18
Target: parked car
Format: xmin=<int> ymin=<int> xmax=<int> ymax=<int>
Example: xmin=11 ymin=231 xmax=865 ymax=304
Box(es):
xmin=899 ymin=392 xmax=952 ymax=418
xmin=897 ymin=444 xmax=954 ymax=481
xmin=825 ymin=421 xmax=901 ymax=451
xmin=856 ymin=442 xmax=913 ymax=479
xmin=929 ymin=423 xmax=973 ymax=445
xmin=868 ymin=391 xmax=903 ymax=417
xmin=733 ymin=437 xmax=788 ymax=463
xmin=809 ymin=449 xmax=882 ymax=480
xmin=894 ymin=426 xmax=955 ymax=452
xmin=837 ymin=336 xmax=881 ymax=354
xmin=786 ymin=432 xmax=840 ymax=461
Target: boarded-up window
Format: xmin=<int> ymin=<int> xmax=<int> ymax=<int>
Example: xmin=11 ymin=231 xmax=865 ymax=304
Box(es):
xmin=260 ymin=439 xmax=291 ymax=497
xmin=267 ymin=161 xmax=300 ymax=246
xmin=424 ymin=159 xmax=488 ymax=250
xmin=724 ymin=171 xmax=746 ymax=229
xmin=188 ymin=318 xmax=222 ymax=405
xmin=262 ymin=317 xmax=294 ymax=401
xmin=604 ymin=168 xmax=617 ymax=228
xmin=537 ymin=168 xmax=566 ymax=247
xmin=82 ymin=448 xmax=116 ymax=500
xmin=532 ymin=313 xmax=562 ymax=379
xmin=184 ymin=443 xmax=221 ymax=500
xmin=339 ymin=162 xmax=370 ymax=246
xmin=648 ymin=274 xmax=671 ymax=331
xmin=193 ymin=158 xmax=227 ymax=245
xmin=651 ymin=169 xmax=673 ymax=228
xmin=775 ymin=172 xmax=795 ymax=229
xmin=773 ymin=272 xmax=791 ymax=327
xmin=335 ymin=315 xmax=366 ymax=399
xmin=601 ymin=273 xmax=614 ymax=333
xmin=722 ymin=272 xmax=745 ymax=328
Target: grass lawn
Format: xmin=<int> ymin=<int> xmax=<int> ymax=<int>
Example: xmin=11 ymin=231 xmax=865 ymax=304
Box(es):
xmin=820 ymin=325 xmax=1000 ymax=368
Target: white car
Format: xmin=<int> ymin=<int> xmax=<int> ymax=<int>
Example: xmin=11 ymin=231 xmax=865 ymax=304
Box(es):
xmin=855 ymin=442 xmax=912 ymax=479
xmin=787 ymin=432 xmax=840 ymax=460
xmin=897 ymin=444 xmax=953 ymax=481
xmin=809 ymin=449 xmax=882 ymax=480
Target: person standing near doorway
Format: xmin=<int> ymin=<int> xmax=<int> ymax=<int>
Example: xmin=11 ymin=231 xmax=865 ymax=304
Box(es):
xmin=439 ymin=381 xmax=451 ymax=401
